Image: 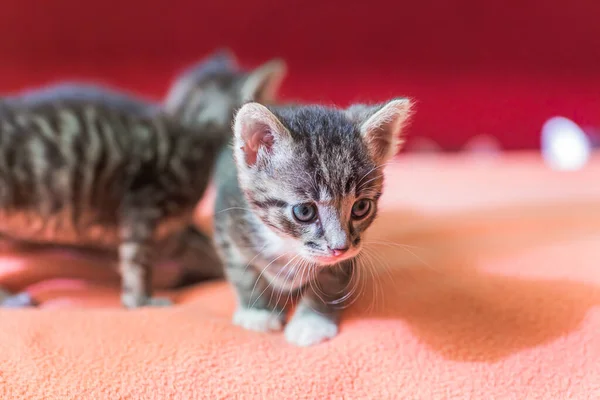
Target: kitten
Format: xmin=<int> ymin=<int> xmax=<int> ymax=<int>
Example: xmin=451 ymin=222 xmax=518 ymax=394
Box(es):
xmin=0 ymin=52 xmax=286 ymax=308
xmin=214 ymin=99 xmax=413 ymax=346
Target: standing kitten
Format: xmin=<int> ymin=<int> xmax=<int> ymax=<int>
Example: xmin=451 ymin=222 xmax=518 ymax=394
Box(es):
xmin=0 ymin=51 xmax=287 ymax=307
xmin=214 ymin=99 xmax=413 ymax=346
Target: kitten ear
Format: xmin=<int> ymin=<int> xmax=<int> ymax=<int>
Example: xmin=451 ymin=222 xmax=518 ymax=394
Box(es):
xmin=346 ymin=98 xmax=413 ymax=163
xmin=233 ymin=102 xmax=290 ymax=166
xmin=240 ymin=59 xmax=287 ymax=103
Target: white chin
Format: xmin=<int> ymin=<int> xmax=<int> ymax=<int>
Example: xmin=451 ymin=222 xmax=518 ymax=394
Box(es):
xmin=308 ymin=252 xmax=359 ymax=266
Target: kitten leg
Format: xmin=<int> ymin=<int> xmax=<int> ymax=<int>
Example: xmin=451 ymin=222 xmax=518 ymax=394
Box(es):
xmin=285 ymin=264 xmax=352 ymax=347
xmin=226 ymin=257 xmax=285 ymax=332
xmin=119 ymin=219 xmax=171 ymax=308
xmin=160 ymin=225 xmax=225 ymax=288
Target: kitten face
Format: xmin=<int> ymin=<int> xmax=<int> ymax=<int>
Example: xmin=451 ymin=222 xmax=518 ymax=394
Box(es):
xmin=233 ymin=100 xmax=412 ymax=267
xmin=164 ymin=49 xmax=287 ymax=129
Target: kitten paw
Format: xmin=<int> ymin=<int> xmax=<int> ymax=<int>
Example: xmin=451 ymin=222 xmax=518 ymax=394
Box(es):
xmin=284 ymin=313 xmax=338 ymax=346
xmin=121 ymin=294 xmax=173 ymax=308
xmin=233 ymin=308 xmax=283 ymax=332
xmin=0 ymin=292 xmax=37 ymax=308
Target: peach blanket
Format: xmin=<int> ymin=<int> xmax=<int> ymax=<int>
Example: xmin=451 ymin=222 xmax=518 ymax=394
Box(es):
xmin=1 ymin=152 xmax=599 ymax=399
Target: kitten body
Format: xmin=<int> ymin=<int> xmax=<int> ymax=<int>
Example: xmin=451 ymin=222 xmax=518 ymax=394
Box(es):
xmin=0 ymin=90 xmax=225 ymax=307
xmin=0 ymin=50 xmax=288 ymax=307
xmin=214 ymin=99 xmax=412 ymax=346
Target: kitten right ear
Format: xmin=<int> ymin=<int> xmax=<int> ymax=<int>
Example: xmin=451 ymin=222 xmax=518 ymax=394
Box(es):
xmin=346 ymin=98 xmax=413 ymax=163
xmin=233 ymin=102 xmax=290 ymax=167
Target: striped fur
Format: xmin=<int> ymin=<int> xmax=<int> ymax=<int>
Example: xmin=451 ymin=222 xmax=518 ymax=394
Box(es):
xmin=0 ymin=50 xmax=289 ymax=307
xmin=0 ymin=87 xmax=225 ymax=307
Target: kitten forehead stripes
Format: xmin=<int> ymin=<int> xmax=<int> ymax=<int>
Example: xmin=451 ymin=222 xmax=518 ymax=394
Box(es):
xmin=268 ymin=105 xmax=380 ymax=201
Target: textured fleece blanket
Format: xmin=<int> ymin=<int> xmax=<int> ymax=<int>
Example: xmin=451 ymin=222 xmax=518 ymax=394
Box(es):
xmin=0 ymin=152 xmax=599 ymax=399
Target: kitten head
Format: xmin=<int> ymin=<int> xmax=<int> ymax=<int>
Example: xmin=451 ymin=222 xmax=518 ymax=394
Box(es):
xmin=164 ymin=49 xmax=287 ymax=129
xmin=233 ymin=99 xmax=413 ymax=266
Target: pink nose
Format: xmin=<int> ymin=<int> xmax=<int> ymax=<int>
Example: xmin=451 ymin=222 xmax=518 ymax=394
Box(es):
xmin=330 ymin=248 xmax=349 ymax=257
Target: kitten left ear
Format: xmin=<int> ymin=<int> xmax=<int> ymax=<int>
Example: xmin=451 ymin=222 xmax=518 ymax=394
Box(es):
xmin=347 ymin=98 xmax=413 ymax=163
xmin=233 ymin=102 xmax=290 ymax=167
xmin=240 ymin=59 xmax=287 ymax=103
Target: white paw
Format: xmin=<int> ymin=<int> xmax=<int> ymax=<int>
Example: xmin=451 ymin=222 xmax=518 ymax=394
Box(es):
xmin=0 ymin=292 xmax=36 ymax=308
xmin=233 ymin=308 xmax=283 ymax=332
xmin=284 ymin=313 xmax=338 ymax=347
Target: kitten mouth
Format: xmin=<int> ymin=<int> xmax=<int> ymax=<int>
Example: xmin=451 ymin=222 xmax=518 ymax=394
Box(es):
xmin=310 ymin=250 xmax=360 ymax=266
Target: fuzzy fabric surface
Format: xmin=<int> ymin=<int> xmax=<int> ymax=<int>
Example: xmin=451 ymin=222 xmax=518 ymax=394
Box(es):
xmin=0 ymin=152 xmax=599 ymax=399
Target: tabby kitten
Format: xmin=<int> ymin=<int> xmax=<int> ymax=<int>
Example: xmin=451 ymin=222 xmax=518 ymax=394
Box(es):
xmin=0 ymin=52 xmax=286 ymax=308
xmin=214 ymin=99 xmax=413 ymax=346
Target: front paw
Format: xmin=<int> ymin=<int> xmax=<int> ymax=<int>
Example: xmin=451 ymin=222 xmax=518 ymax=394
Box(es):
xmin=284 ymin=313 xmax=338 ymax=347
xmin=0 ymin=291 xmax=37 ymax=308
xmin=233 ymin=308 xmax=284 ymax=332
xmin=121 ymin=293 xmax=173 ymax=308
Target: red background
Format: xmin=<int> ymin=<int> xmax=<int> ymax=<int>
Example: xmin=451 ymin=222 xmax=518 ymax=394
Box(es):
xmin=0 ymin=0 xmax=598 ymax=150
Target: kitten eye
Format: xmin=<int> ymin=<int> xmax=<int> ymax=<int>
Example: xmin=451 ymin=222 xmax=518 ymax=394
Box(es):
xmin=351 ymin=199 xmax=372 ymax=219
xmin=292 ymin=203 xmax=318 ymax=223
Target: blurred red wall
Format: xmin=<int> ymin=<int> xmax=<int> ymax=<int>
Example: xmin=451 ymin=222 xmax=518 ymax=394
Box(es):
xmin=0 ymin=0 xmax=598 ymax=150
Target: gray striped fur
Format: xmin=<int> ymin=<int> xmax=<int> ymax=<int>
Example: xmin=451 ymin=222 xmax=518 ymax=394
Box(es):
xmin=0 ymin=88 xmax=226 ymax=307
xmin=0 ymin=50 xmax=288 ymax=307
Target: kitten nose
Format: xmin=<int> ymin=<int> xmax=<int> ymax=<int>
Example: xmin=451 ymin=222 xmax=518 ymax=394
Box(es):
xmin=329 ymin=247 xmax=349 ymax=257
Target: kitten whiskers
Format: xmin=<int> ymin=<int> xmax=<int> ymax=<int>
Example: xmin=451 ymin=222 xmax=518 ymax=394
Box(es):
xmin=248 ymin=251 xmax=291 ymax=308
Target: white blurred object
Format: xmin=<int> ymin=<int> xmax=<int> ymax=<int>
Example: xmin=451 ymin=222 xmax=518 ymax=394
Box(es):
xmin=463 ymin=134 xmax=502 ymax=154
xmin=541 ymin=116 xmax=592 ymax=171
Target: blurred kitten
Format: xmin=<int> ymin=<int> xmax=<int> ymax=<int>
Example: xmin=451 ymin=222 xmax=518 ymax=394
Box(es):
xmin=0 ymin=50 xmax=287 ymax=307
